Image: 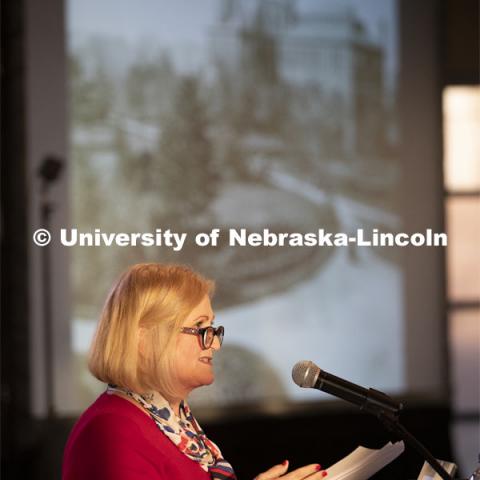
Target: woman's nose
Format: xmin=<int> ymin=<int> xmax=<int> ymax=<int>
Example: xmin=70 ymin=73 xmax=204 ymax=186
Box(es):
xmin=211 ymin=334 xmax=222 ymax=350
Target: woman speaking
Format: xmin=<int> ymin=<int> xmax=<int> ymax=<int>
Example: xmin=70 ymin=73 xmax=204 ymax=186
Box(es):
xmin=62 ymin=263 xmax=327 ymax=479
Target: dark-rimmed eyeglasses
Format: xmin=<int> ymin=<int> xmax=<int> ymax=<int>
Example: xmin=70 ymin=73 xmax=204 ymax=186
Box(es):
xmin=180 ymin=325 xmax=224 ymax=350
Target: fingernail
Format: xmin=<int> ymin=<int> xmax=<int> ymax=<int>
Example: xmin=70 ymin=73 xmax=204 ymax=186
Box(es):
xmin=282 ymin=460 xmax=288 ymax=466
xmin=315 ymin=465 xmax=322 ymax=471
xmin=322 ymin=471 xmax=328 ymax=477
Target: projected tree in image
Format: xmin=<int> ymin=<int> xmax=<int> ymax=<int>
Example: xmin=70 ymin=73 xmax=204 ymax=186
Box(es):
xmin=155 ymin=76 xmax=216 ymax=222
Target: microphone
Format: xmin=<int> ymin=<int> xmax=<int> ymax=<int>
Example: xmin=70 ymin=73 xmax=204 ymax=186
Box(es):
xmin=292 ymin=360 xmax=403 ymax=415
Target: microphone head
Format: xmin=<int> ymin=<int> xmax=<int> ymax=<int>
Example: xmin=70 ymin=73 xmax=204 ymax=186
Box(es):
xmin=292 ymin=360 xmax=321 ymax=388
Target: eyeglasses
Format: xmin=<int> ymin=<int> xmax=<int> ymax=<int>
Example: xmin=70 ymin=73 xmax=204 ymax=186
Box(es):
xmin=180 ymin=325 xmax=224 ymax=350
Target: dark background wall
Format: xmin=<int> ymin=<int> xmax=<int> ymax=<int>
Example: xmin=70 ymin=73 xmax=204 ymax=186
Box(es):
xmin=1 ymin=0 xmax=478 ymax=479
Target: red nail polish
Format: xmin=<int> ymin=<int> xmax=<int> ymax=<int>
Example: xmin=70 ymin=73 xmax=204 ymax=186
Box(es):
xmin=322 ymin=471 xmax=328 ymax=477
xmin=316 ymin=465 xmax=322 ymax=471
xmin=282 ymin=460 xmax=288 ymax=466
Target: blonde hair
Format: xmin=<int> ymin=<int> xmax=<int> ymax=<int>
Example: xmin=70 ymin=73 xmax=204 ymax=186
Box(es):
xmin=88 ymin=263 xmax=214 ymax=398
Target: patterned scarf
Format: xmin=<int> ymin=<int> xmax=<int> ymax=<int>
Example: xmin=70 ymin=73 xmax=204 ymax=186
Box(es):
xmin=107 ymin=385 xmax=236 ymax=480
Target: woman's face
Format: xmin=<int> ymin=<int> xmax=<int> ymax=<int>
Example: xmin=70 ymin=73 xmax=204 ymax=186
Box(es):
xmin=173 ymin=294 xmax=220 ymax=397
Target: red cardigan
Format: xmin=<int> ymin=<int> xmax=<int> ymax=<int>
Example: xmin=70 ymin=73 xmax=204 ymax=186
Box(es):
xmin=62 ymin=392 xmax=211 ymax=480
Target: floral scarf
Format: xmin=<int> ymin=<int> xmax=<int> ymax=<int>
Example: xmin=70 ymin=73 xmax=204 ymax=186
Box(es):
xmin=107 ymin=385 xmax=236 ymax=480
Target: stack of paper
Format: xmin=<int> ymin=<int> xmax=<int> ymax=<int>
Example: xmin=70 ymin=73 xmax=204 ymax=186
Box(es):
xmin=324 ymin=441 xmax=405 ymax=480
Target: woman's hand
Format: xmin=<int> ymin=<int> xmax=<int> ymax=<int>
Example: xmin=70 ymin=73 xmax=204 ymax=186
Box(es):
xmin=255 ymin=460 xmax=327 ymax=479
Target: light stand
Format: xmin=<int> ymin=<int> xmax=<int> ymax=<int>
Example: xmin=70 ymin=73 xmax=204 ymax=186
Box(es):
xmin=37 ymin=155 xmax=63 ymax=419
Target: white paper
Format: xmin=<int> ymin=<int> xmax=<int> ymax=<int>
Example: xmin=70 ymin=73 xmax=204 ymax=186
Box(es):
xmin=325 ymin=441 xmax=405 ymax=480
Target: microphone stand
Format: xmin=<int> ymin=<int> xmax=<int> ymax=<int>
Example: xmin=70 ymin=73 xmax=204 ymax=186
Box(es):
xmin=363 ymin=404 xmax=453 ymax=480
